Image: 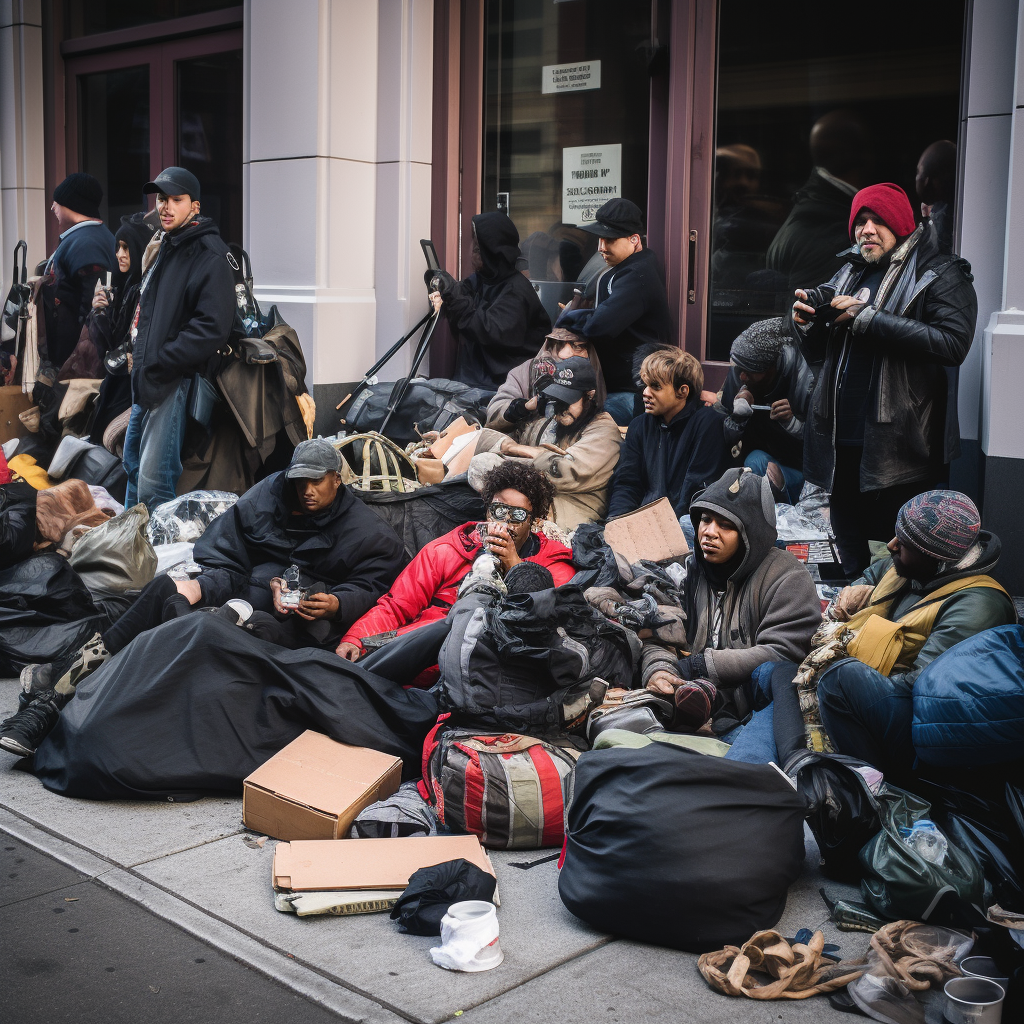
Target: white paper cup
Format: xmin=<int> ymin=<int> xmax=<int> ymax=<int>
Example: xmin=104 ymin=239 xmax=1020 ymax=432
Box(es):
xmin=430 ymin=900 xmax=503 ymax=972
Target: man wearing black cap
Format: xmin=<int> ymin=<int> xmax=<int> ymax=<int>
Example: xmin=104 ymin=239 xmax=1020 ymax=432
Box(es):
xmin=44 ymin=173 xmax=117 ymax=367
xmin=122 ymin=166 xmax=235 ymax=508
xmin=471 ymin=355 xmax=622 ymax=529
xmin=555 ymin=198 xmax=673 ymax=425
xmin=1 ymin=438 xmax=406 ymax=756
xmin=716 ymin=317 xmax=814 ymax=504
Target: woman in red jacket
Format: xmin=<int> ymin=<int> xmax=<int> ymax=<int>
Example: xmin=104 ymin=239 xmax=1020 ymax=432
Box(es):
xmin=337 ymin=462 xmax=574 ymax=661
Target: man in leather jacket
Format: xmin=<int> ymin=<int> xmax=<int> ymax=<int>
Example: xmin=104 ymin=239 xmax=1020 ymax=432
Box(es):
xmin=791 ymin=182 xmax=977 ymax=576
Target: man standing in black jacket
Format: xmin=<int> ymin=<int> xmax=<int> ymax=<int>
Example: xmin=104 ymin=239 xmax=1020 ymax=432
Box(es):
xmin=607 ymin=348 xmax=726 ymax=545
xmin=1 ymin=440 xmax=407 ymax=756
xmin=122 ymin=167 xmax=235 ymax=509
xmin=557 ymin=198 xmax=674 ymax=425
xmin=429 ymin=212 xmax=551 ymax=390
xmin=792 ymin=182 xmax=977 ymax=576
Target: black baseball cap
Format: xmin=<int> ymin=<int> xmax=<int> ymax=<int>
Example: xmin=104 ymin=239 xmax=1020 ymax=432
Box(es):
xmin=579 ymin=198 xmax=644 ymax=239
xmin=143 ymin=166 xmax=201 ymax=201
xmin=285 ymin=439 xmax=342 ymax=479
xmin=541 ymin=356 xmax=598 ymax=403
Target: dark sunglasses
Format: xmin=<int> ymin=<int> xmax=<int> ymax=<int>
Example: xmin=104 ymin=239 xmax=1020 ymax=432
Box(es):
xmin=487 ymin=502 xmax=531 ymax=524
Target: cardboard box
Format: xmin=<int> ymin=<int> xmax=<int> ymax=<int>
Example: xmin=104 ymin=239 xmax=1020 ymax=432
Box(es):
xmin=443 ymin=429 xmax=480 ymax=477
xmin=603 ymin=497 xmax=689 ymax=564
xmin=428 ymin=416 xmax=476 ymax=459
xmin=414 ymin=455 xmax=446 ymax=485
xmin=243 ymin=731 xmax=402 ymax=841
xmin=0 ymin=385 xmax=34 ymax=443
xmin=272 ymin=835 xmax=495 ymax=892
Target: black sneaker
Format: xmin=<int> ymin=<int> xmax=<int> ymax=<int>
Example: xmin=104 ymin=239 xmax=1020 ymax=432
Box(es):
xmin=17 ymin=662 xmax=53 ymax=711
xmin=0 ymin=689 xmax=66 ymax=756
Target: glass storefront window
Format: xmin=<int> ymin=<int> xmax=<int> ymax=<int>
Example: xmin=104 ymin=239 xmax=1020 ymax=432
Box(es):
xmin=707 ymin=0 xmax=965 ymax=361
xmin=65 ymin=1 xmax=237 ymax=38
xmin=482 ymin=0 xmax=652 ymax=319
xmin=77 ymin=66 xmax=150 ymax=232
xmin=177 ymin=51 xmax=244 ymax=246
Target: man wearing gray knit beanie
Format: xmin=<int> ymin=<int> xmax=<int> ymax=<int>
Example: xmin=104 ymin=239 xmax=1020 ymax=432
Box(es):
xmin=715 ymin=317 xmax=814 ymax=503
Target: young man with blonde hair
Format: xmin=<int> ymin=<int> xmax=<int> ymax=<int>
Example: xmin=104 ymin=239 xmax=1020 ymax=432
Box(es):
xmin=606 ymin=348 xmax=727 ymax=538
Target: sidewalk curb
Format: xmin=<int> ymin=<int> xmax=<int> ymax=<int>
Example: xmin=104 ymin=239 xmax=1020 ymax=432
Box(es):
xmin=0 ymin=807 xmax=410 ymax=1024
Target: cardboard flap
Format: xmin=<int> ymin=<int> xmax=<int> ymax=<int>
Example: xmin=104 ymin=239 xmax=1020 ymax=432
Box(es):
xmin=273 ymin=835 xmax=495 ymax=891
xmin=428 ymin=416 xmax=475 ymax=459
xmin=603 ymin=497 xmax=689 ymax=563
xmin=244 ymin=731 xmax=401 ymax=816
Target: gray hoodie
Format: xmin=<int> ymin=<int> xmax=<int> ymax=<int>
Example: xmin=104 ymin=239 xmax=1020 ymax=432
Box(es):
xmin=642 ymin=468 xmax=821 ymax=698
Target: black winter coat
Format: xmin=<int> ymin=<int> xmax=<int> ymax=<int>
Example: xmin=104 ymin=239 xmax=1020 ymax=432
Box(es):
xmin=718 ymin=342 xmax=814 ymax=470
xmin=795 ymin=221 xmax=977 ymax=491
xmin=130 ymin=217 xmax=235 ymax=409
xmin=607 ymin=402 xmax=727 ymax=520
xmin=578 ymin=247 xmax=674 ymax=392
xmin=192 ymin=473 xmax=406 ymax=632
xmin=443 ymin=213 xmax=551 ymax=390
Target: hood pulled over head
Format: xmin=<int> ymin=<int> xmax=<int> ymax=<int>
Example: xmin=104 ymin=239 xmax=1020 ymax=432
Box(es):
xmin=689 ymin=467 xmax=778 ymax=583
xmin=472 ymin=212 xmax=521 ymax=282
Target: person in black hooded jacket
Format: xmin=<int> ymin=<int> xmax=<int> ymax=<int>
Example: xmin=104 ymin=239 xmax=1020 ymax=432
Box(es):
xmin=429 ymin=212 xmax=551 ymax=389
xmin=122 ymin=167 xmax=235 ymax=509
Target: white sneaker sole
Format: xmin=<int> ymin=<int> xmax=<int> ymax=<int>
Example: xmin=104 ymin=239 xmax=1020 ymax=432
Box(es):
xmin=0 ymin=734 xmax=34 ymax=757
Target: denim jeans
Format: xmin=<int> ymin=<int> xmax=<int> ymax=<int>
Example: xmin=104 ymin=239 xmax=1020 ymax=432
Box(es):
xmin=604 ymin=391 xmax=638 ymax=427
xmin=678 ymin=514 xmax=696 ymax=550
xmin=743 ymin=448 xmax=803 ymax=505
xmin=817 ymin=657 xmax=915 ymax=775
xmin=123 ymin=378 xmax=191 ymax=510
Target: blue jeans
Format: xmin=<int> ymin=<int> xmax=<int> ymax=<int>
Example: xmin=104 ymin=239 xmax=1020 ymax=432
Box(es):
xmin=723 ymin=662 xmax=777 ymax=764
xmin=678 ymin=515 xmax=696 ymax=550
xmin=123 ymin=378 xmax=191 ymax=510
xmin=817 ymin=658 xmax=915 ymax=775
xmin=604 ymin=391 xmax=638 ymax=427
xmin=743 ymin=449 xmax=803 ymax=505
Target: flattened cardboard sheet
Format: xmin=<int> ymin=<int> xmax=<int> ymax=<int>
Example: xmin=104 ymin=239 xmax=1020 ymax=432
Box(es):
xmin=603 ymin=497 xmax=689 ymax=563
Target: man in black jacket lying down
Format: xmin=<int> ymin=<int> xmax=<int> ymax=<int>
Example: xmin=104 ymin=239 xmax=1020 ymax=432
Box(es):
xmin=0 ymin=439 xmax=406 ymax=756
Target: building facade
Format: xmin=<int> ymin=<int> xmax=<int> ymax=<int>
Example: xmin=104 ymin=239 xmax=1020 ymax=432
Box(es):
xmin=2 ymin=0 xmax=1024 ymax=581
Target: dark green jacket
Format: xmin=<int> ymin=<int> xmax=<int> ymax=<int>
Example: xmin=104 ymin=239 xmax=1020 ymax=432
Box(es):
xmin=854 ymin=532 xmax=1016 ymax=690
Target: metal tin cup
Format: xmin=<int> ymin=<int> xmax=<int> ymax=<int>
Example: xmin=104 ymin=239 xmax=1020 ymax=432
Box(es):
xmin=960 ymin=956 xmax=1010 ymax=991
xmin=944 ymin=976 xmax=1004 ymax=1024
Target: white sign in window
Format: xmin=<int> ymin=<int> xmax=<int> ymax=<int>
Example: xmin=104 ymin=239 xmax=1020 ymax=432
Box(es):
xmin=562 ymin=144 xmax=622 ymax=226
xmin=542 ymin=61 xmax=602 ymax=95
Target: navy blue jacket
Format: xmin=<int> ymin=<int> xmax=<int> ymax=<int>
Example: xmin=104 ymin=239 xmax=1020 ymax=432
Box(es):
xmin=607 ymin=402 xmax=727 ymax=520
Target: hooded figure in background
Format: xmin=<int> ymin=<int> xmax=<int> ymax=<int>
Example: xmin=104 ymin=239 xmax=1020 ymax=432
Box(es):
xmin=430 ymin=212 xmax=552 ymax=390
xmin=641 ymin=467 xmax=821 ymax=736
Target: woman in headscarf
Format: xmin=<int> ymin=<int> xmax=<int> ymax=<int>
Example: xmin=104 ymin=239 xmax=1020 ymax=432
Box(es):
xmin=429 ymin=212 xmax=551 ymax=390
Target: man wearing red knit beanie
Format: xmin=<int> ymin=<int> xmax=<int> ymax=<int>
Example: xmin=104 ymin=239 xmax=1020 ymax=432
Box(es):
xmin=790 ymin=182 xmax=977 ymax=577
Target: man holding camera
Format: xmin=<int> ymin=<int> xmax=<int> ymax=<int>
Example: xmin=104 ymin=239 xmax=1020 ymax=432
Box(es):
xmin=791 ymin=182 xmax=977 ymax=577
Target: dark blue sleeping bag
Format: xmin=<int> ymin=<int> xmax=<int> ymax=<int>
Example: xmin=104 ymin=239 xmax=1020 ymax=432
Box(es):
xmin=913 ymin=625 xmax=1024 ymax=767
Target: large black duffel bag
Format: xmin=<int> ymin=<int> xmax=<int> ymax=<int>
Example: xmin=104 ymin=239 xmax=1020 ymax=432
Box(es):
xmin=342 ymin=378 xmax=493 ymax=444
xmin=558 ymin=742 xmax=807 ymax=952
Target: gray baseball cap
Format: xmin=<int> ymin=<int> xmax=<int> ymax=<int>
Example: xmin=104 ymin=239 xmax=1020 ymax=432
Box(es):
xmin=285 ymin=439 xmax=342 ymax=479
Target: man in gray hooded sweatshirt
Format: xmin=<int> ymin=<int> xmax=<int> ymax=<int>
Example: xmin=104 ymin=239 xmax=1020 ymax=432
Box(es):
xmin=643 ymin=467 xmax=821 ymax=736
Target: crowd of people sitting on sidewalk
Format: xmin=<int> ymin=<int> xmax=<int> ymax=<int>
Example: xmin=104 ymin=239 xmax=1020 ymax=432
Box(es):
xmin=0 ymin=170 xmax=1021 ymax=985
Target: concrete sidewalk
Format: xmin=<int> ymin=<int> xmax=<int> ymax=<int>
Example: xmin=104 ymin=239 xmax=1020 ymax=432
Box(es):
xmin=0 ymin=676 xmax=872 ymax=1023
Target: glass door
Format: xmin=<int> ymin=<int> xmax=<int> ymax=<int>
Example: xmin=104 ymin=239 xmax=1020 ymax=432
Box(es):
xmin=65 ymin=29 xmax=243 ymax=245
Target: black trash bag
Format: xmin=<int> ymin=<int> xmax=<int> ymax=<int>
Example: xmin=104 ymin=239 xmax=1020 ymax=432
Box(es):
xmin=558 ymin=743 xmax=808 ymax=952
xmin=389 ymin=859 xmax=497 ymax=936
xmin=570 ymin=522 xmax=620 ymax=588
xmin=343 ymin=378 xmax=493 ymax=445
xmin=0 ymin=482 xmax=38 ymax=570
xmin=785 ymin=748 xmax=882 ymax=883
xmin=357 ymin=478 xmax=485 ymax=560
xmin=915 ymin=770 xmax=1024 ymax=912
xmin=0 ymin=552 xmax=107 ymax=676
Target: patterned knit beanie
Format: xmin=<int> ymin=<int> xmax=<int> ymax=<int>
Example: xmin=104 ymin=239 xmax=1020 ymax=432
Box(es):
xmin=895 ymin=490 xmax=980 ymax=561
xmin=730 ymin=317 xmax=789 ymax=374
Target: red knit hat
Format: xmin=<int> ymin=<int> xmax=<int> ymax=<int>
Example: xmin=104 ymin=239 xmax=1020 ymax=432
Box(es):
xmin=848 ymin=183 xmax=917 ymax=239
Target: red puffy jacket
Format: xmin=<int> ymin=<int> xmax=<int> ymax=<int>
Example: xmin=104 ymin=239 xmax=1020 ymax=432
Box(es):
xmin=340 ymin=523 xmax=575 ymax=651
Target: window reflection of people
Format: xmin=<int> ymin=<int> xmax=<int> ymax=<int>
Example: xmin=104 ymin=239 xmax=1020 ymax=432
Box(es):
xmin=554 ymin=198 xmax=674 ymax=426
xmin=767 ymin=110 xmax=873 ymax=292
xmin=428 ymin=213 xmax=551 ymax=390
xmin=916 ymin=140 xmax=957 ymax=255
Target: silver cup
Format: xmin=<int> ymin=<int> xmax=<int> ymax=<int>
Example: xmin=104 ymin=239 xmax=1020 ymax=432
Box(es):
xmin=944 ymin=976 xmax=1005 ymax=1024
xmin=960 ymin=956 xmax=1009 ymax=992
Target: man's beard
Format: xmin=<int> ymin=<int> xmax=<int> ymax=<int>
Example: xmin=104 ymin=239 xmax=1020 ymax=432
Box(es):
xmin=860 ymin=242 xmax=884 ymax=263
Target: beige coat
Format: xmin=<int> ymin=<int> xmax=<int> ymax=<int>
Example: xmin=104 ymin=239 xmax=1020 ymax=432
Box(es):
xmin=475 ymin=410 xmax=622 ymax=530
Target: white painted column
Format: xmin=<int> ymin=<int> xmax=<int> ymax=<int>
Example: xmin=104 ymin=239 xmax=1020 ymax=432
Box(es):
xmin=244 ymin=0 xmax=433 ymax=431
xmin=0 ymin=0 xmax=46 ymax=282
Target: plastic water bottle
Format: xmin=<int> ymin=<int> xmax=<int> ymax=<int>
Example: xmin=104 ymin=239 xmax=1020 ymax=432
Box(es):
xmin=900 ymin=819 xmax=948 ymax=865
